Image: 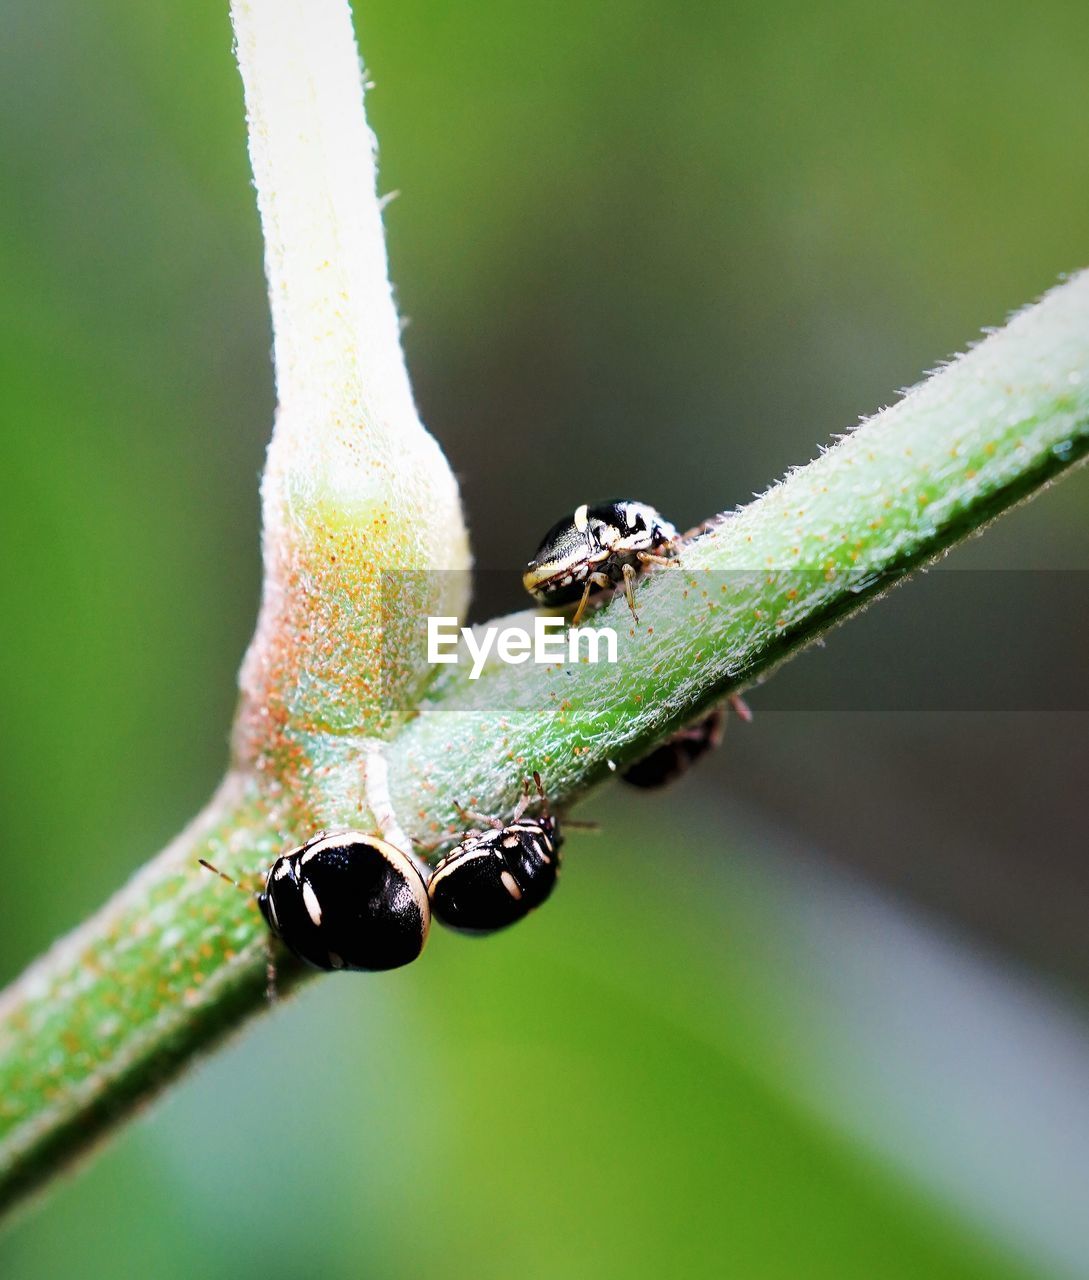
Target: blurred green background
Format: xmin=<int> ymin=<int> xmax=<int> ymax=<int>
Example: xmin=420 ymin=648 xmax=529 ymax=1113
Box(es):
xmin=2 ymin=0 xmax=1089 ymax=1276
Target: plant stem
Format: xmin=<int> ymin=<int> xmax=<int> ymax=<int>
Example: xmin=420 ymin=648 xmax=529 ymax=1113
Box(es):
xmin=230 ymin=0 xmax=470 ymax=798
xmin=1 ymin=272 xmax=1086 ymax=1218
xmin=231 ymin=0 xmax=415 ymax=430
xmin=386 ymin=271 xmax=1089 ymax=839
xmin=0 ymin=0 xmax=474 ymax=1222
xmin=0 ymin=776 xmax=299 ymax=1215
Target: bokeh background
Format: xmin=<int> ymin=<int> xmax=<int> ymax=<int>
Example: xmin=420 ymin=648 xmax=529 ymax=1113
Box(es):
xmin=2 ymin=1 xmax=1089 ymax=1276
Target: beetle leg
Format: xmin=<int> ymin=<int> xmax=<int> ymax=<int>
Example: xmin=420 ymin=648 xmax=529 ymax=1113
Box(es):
xmin=511 ymin=780 xmax=531 ymax=823
xmin=415 ymin=823 xmax=476 ymax=855
xmin=571 ymin=580 xmax=593 ymax=626
xmin=681 ymin=511 xmax=738 ymax=541
xmin=635 ymin=551 xmax=677 ymax=567
xmin=453 ymin=798 xmax=502 ymax=830
xmin=621 ymin=563 xmax=640 ymax=622
xmin=265 ymin=936 xmax=279 ymax=1005
xmin=727 ymin=692 xmax=753 ymax=724
xmin=571 ymin=573 xmax=611 ymax=625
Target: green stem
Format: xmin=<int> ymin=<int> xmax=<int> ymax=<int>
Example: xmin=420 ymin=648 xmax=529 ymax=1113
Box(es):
xmin=1 ymin=273 xmax=1086 ymax=1218
xmin=0 ymin=775 xmax=299 ymax=1215
xmin=388 ymin=272 xmax=1089 ymax=837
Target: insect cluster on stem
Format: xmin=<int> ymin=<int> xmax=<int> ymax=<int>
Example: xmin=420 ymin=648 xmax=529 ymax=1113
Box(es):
xmin=203 ymin=498 xmax=746 ymax=976
xmin=202 ymin=776 xmax=562 ymax=975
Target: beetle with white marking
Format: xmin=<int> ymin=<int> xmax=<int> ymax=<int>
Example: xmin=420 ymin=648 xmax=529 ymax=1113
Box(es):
xmin=257 ymin=831 xmax=430 ymax=971
xmin=522 ymin=499 xmax=679 ymax=624
xmin=203 ymin=830 xmax=430 ymax=973
xmin=428 ymin=773 xmax=563 ymax=934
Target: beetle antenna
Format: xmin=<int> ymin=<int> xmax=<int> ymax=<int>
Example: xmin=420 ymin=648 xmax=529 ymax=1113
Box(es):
xmin=198 ymin=858 xmax=248 ymax=894
xmin=200 ymin=860 xmax=280 ymax=998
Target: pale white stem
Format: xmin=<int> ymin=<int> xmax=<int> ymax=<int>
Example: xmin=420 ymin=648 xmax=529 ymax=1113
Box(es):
xmin=229 ymin=0 xmax=469 ymax=759
xmin=230 ymin=0 xmax=468 ymax=556
xmin=232 ymin=0 xmax=413 ymax=436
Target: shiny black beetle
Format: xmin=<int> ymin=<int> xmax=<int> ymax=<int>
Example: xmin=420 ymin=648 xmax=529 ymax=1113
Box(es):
xmin=428 ymin=773 xmax=562 ymax=934
xmin=620 ymin=696 xmax=751 ymax=790
xmin=621 ymin=707 xmax=726 ymax=789
xmin=203 ymin=830 xmax=430 ymax=973
xmin=522 ymin=499 xmax=679 ymax=624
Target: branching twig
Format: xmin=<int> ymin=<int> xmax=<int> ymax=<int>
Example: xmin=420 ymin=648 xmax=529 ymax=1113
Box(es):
xmin=0 ymin=0 xmax=1086 ymax=1225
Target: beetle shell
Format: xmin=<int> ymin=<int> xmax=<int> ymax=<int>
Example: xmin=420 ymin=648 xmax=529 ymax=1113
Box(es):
xmin=258 ymin=831 xmax=430 ymax=972
xmin=429 ymin=817 xmax=562 ymax=934
xmin=621 ymin=707 xmax=725 ymax=789
xmin=522 ymin=499 xmax=678 ymax=607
